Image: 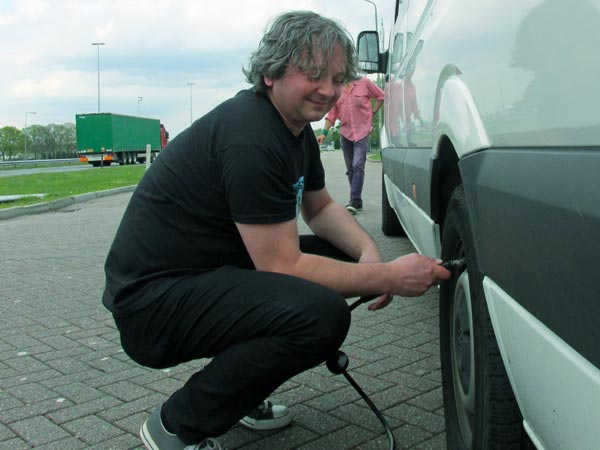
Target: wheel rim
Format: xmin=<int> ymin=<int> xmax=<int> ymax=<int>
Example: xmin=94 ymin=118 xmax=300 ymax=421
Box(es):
xmin=451 ymin=269 xmax=475 ymax=445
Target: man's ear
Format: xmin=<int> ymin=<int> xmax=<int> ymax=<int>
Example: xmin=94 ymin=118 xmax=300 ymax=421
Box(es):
xmin=264 ymin=76 xmax=274 ymax=87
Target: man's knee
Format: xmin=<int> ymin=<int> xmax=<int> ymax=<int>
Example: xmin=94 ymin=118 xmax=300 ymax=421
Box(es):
xmin=299 ymin=287 xmax=350 ymax=352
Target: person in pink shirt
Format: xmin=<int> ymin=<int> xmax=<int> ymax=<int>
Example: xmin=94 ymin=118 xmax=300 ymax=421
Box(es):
xmin=318 ymin=76 xmax=384 ymax=214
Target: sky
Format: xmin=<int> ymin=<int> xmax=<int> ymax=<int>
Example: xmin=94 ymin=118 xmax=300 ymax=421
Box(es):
xmin=1 ymin=0 xmax=394 ymax=139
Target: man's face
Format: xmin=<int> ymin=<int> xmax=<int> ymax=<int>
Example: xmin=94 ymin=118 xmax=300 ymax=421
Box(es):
xmin=265 ymin=44 xmax=347 ymax=136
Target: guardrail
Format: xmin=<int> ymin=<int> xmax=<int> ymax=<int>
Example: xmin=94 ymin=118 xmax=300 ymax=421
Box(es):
xmin=0 ymin=158 xmax=80 ymax=167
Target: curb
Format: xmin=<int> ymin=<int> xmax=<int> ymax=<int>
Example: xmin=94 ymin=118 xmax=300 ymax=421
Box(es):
xmin=0 ymin=185 xmax=136 ymax=220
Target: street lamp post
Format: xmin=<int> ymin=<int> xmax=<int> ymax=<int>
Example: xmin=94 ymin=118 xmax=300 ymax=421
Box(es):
xmin=91 ymin=42 xmax=105 ymax=113
xmin=137 ymin=96 xmax=143 ymax=115
xmin=362 ymin=0 xmax=381 ymax=151
xmin=24 ymin=111 xmax=37 ymax=160
xmin=187 ymin=82 xmax=195 ymax=126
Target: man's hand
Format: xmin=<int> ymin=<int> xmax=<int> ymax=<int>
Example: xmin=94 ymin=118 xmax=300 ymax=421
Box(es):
xmin=367 ymin=253 xmax=451 ymax=311
xmin=367 ymin=293 xmax=393 ymax=311
xmin=317 ymin=134 xmax=327 ymax=144
xmin=389 ymin=253 xmax=450 ymax=296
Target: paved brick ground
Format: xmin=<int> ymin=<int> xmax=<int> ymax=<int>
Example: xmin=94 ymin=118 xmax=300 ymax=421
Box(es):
xmin=0 ymin=152 xmax=447 ymax=449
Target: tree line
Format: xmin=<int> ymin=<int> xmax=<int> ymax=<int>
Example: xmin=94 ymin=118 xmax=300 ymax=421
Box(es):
xmin=0 ymin=123 xmax=77 ymax=161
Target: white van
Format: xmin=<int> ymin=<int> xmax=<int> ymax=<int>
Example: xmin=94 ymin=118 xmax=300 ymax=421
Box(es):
xmin=358 ymin=1 xmax=600 ymax=449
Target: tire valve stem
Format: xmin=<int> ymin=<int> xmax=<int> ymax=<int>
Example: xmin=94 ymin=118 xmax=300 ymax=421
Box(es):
xmin=440 ymin=258 xmax=467 ymax=270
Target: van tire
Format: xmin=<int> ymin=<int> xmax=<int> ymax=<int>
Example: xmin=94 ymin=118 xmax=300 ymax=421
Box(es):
xmin=440 ymin=185 xmax=524 ymax=450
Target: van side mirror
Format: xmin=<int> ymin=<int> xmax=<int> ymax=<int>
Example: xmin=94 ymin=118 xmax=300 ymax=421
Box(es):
xmin=357 ymin=31 xmax=384 ymax=73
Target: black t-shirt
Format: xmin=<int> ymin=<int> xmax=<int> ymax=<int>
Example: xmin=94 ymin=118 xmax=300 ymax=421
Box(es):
xmin=102 ymin=90 xmax=325 ymax=316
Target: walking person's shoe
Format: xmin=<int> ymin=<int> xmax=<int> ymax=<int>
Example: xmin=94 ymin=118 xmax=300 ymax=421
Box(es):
xmin=239 ymin=400 xmax=293 ymax=430
xmin=140 ymin=405 xmax=221 ymax=450
xmin=345 ymin=199 xmax=362 ymax=215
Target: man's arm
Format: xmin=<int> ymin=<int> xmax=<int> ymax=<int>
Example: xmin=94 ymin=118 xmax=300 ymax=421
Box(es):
xmin=366 ymin=78 xmax=385 ymax=116
xmin=235 ymin=188 xmax=450 ymax=303
xmin=318 ymin=104 xmax=339 ymax=144
xmin=372 ymin=99 xmax=383 ymax=116
xmin=300 ymin=188 xmax=381 ymax=263
xmin=317 ymin=118 xmax=333 ymax=144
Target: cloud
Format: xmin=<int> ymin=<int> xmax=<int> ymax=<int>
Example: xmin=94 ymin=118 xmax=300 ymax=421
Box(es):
xmin=1 ymin=0 xmax=394 ymax=136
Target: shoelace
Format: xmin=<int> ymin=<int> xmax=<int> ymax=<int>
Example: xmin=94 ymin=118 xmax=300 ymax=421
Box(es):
xmin=186 ymin=437 xmax=220 ymax=450
xmin=205 ymin=438 xmax=220 ymax=450
xmin=258 ymin=400 xmax=271 ymax=413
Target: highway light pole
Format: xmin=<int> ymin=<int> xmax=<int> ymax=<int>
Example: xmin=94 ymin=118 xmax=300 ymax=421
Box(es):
xmin=187 ymin=82 xmax=195 ymax=126
xmin=362 ymin=0 xmax=381 ymax=151
xmin=92 ymin=42 xmax=105 ymax=113
xmin=137 ymin=96 xmax=143 ymax=115
xmin=24 ymin=111 xmax=36 ymax=160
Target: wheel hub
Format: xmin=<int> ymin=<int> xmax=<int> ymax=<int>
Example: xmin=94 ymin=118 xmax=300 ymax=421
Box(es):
xmin=451 ymin=270 xmax=475 ymax=445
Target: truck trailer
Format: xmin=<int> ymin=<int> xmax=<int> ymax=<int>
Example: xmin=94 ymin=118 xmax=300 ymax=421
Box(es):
xmin=76 ymin=113 xmax=169 ymax=167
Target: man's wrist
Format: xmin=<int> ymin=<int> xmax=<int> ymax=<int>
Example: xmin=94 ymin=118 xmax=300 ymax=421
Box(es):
xmin=321 ymin=129 xmax=329 ymax=136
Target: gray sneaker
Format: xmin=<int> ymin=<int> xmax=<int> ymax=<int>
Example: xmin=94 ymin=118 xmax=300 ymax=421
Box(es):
xmin=140 ymin=405 xmax=221 ymax=450
xmin=239 ymin=400 xmax=293 ymax=431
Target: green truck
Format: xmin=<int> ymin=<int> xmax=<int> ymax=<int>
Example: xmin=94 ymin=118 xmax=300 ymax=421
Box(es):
xmin=76 ymin=113 xmax=169 ymax=167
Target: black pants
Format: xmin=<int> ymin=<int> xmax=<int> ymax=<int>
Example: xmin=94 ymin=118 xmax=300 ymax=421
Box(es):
xmin=115 ymin=236 xmax=352 ymax=444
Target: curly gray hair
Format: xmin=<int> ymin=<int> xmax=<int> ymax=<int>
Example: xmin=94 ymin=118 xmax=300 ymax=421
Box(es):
xmin=243 ymin=10 xmax=358 ymax=92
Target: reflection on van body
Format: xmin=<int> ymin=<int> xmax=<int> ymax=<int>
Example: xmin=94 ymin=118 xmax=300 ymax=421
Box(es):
xmin=360 ymin=0 xmax=600 ymax=449
xmin=386 ymin=0 xmax=600 ymax=150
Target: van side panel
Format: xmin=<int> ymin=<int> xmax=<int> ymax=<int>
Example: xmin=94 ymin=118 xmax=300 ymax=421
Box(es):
xmin=459 ymin=147 xmax=600 ymax=369
xmin=483 ymin=278 xmax=600 ymax=450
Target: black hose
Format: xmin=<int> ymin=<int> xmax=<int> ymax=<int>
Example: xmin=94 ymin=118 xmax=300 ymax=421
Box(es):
xmin=341 ymin=368 xmax=397 ymax=450
xmin=329 ymin=295 xmax=397 ymax=450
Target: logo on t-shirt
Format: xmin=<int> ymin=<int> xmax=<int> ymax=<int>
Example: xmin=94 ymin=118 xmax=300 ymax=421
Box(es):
xmin=293 ymin=176 xmax=304 ymax=216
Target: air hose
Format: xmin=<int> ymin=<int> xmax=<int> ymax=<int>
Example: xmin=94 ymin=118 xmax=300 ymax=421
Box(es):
xmin=326 ymin=295 xmax=397 ymax=450
xmin=328 ymin=260 xmax=464 ymax=449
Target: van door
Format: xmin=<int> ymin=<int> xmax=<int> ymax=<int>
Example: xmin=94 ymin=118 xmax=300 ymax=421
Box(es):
xmin=400 ymin=0 xmax=442 ymax=256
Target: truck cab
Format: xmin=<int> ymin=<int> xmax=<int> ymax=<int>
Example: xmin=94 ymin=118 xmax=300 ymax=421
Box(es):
xmin=358 ymin=1 xmax=600 ymax=449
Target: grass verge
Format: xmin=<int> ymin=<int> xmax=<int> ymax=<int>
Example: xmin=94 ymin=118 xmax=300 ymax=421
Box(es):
xmin=367 ymin=150 xmax=381 ymax=162
xmin=0 ymin=161 xmax=82 ymax=171
xmin=0 ymin=165 xmax=145 ymax=209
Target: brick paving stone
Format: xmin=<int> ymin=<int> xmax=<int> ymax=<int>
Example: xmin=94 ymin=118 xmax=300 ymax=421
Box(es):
xmin=296 ymin=424 xmax=377 ymax=450
xmin=387 ymin=403 xmax=445 ymax=435
xmin=0 ymin=437 xmax=29 ymax=450
xmin=62 ymin=414 xmax=125 ymax=445
xmin=10 ymin=415 xmax=71 ymax=446
xmin=0 ymin=422 xmax=14 ymax=441
xmin=0 ymin=398 xmax=75 ymax=424
xmin=329 ymin=403 xmax=404 ymax=432
xmin=33 ymin=436 xmax=88 ymax=450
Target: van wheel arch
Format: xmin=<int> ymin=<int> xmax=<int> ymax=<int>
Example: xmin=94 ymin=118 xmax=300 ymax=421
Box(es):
xmin=432 ymin=136 xmax=461 ymax=240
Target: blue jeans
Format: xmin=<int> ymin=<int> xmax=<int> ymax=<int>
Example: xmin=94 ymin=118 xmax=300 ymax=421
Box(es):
xmin=114 ymin=236 xmax=352 ymax=444
xmin=340 ymin=134 xmax=369 ymax=204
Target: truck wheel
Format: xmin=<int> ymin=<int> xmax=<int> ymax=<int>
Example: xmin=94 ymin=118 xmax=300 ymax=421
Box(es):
xmin=118 ymin=152 xmax=126 ymax=165
xmin=381 ymin=172 xmax=405 ymax=236
xmin=440 ymin=185 xmax=524 ymax=450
